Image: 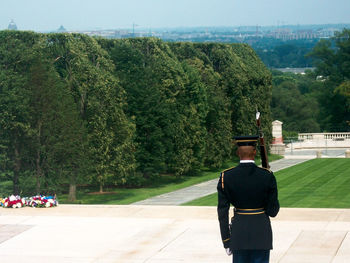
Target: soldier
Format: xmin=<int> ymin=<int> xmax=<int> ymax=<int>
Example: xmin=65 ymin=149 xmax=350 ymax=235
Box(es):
xmin=217 ymin=135 xmax=279 ymax=263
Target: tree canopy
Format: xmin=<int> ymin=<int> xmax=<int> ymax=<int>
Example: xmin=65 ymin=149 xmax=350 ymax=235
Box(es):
xmin=271 ymin=29 xmax=350 ymax=134
xmin=1 ymin=31 xmax=272 ymax=196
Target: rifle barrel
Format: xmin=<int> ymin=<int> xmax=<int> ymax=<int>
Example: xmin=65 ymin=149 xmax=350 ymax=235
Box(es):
xmin=256 ymin=111 xmax=269 ymax=169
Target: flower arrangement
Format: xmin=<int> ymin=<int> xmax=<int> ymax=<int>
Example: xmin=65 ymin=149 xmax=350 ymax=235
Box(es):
xmin=0 ymin=195 xmax=24 ymax=208
xmin=26 ymin=195 xmax=58 ymax=208
xmin=1 ymin=195 xmax=58 ymax=208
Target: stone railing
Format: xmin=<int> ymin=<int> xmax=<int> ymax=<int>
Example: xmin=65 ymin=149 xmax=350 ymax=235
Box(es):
xmin=298 ymin=132 xmax=350 ymax=141
xmin=285 ymin=132 xmax=350 ymax=149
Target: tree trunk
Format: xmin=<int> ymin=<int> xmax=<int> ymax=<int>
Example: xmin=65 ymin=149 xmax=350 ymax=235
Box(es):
xmin=99 ymin=182 xmax=103 ymax=193
xmin=35 ymin=149 xmax=42 ymax=194
xmin=13 ymin=145 xmax=21 ymax=195
xmin=35 ymin=121 xmax=43 ymax=194
xmin=68 ymin=179 xmax=76 ymax=202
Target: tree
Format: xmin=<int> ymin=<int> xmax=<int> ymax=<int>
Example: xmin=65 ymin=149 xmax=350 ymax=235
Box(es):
xmin=271 ymin=80 xmax=320 ymax=132
xmin=0 ymin=31 xmax=40 ymax=194
xmin=1 ymin=31 xmax=274 ymax=193
xmin=307 ymin=29 xmax=350 ymax=131
xmin=26 ymin=55 xmax=89 ymax=198
xmin=169 ymin=42 xmax=231 ymax=168
xmin=108 ymin=38 xmax=168 ymax=175
xmin=335 ymin=81 xmax=350 ymax=127
xmin=0 ymin=31 xmax=92 ymax=198
xmin=46 ymin=33 xmax=136 ymax=194
xmin=254 ymin=39 xmax=316 ymax=68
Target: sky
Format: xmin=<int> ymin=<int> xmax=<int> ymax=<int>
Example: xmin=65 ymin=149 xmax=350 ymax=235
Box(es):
xmin=1 ymin=0 xmax=350 ymax=31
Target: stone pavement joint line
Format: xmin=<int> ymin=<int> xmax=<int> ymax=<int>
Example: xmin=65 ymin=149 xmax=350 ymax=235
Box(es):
xmin=133 ymin=158 xmax=311 ymax=206
xmin=0 ymin=225 xmax=33 ymax=244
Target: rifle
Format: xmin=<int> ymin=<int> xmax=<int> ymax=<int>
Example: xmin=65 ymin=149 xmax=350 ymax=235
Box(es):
xmin=256 ymin=111 xmax=270 ymax=169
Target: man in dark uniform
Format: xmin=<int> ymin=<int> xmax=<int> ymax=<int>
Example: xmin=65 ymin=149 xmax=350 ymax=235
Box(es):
xmin=217 ymin=135 xmax=279 ymax=263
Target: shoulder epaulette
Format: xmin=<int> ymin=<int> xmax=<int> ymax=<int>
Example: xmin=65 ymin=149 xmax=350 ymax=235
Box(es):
xmin=221 ymin=166 xmax=235 ymax=173
xmin=220 ymin=166 xmax=235 ymax=190
xmin=221 ymin=171 xmax=225 ymax=189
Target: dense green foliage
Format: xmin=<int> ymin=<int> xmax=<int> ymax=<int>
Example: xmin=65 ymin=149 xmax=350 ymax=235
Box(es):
xmin=0 ymin=31 xmax=272 ymax=197
xmin=271 ymin=70 xmax=321 ymax=133
xmin=253 ymin=39 xmax=318 ymax=68
xmin=99 ymin=39 xmax=272 ymax=175
xmin=309 ymin=29 xmax=350 ymax=131
xmin=270 ymin=29 xmax=350 ymax=133
xmin=184 ymin=159 xmax=350 ymax=208
xmin=0 ymin=31 xmax=137 ymax=199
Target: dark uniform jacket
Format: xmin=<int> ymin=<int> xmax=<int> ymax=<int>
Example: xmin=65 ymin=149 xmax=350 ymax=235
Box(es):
xmin=217 ymin=162 xmax=279 ymax=250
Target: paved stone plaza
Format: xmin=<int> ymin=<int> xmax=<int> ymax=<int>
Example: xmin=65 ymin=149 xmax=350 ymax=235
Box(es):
xmin=0 ymin=205 xmax=349 ymax=263
xmin=1 ymin=151 xmax=349 ymax=262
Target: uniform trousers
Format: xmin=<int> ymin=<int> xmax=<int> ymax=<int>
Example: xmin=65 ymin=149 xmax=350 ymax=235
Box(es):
xmin=233 ymin=249 xmax=270 ymax=263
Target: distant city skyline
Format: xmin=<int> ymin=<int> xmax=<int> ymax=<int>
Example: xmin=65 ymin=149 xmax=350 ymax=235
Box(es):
xmin=1 ymin=0 xmax=350 ymax=32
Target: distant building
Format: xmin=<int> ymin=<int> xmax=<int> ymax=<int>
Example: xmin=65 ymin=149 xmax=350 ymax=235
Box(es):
xmin=57 ymin=25 xmax=67 ymax=33
xmin=8 ymin=20 xmax=17 ymax=30
xmin=275 ymin=67 xmax=315 ymax=74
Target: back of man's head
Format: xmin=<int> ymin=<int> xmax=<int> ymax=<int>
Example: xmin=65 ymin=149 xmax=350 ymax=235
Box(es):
xmin=237 ymin=146 xmax=256 ymax=160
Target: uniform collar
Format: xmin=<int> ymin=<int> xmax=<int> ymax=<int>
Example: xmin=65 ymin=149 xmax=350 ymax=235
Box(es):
xmin=240 ymin=160 xmax=255 ymax=164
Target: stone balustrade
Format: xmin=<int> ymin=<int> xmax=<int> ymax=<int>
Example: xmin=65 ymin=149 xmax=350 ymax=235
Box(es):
xmin=285 ymin=132 xmax=350 ymax=149
xmin=298 ymin=132 xmax=350 ymax=141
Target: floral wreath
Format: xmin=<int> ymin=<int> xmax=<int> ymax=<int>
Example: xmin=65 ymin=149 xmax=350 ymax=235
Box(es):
xmin=0 ymin=195 xmax=59 ymax=208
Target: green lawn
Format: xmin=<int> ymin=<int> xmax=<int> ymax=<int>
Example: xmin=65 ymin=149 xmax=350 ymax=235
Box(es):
xmin=58 ymin=160 xmax=239 ymax=204
xmin=183 ymin=159 xmax=350 ymax=208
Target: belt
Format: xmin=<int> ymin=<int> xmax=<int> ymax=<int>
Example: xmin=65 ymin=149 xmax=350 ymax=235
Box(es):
xmin=235 ymin=208 xmax=265 ymax=215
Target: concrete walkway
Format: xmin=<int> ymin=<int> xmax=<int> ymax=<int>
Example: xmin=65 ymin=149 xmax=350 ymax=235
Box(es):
xmin=133 ymin=157 xmax=312 ymax=206
xmin=1 ymin=205 xmax=349 ymax=263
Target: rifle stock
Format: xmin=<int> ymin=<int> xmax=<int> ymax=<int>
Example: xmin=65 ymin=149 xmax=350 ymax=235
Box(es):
xmin=256 ymin=112 xmax=270 ymax=169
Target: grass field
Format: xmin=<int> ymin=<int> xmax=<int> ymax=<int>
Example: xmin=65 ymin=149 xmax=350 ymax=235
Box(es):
xmin=58 ymin=159 xmax=241 ymax=204
xmin=183 ymin=158 xmax=350 ymax=208
xmin=59 ymin=169 xmax=226 ymax=205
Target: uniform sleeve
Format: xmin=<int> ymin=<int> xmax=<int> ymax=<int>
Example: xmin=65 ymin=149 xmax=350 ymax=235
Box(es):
xmin=265 ymin=173 xmax=280 ymax=217
xmin=217 ymin=173 xmax=231 ymax=248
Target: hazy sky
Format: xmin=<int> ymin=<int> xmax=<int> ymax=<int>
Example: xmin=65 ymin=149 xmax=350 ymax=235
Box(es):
xmin=1 ymin=0 xmax=350 ymax=31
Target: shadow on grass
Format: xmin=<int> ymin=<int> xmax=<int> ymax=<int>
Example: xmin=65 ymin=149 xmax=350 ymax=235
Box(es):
xmin=59 ymin=161 xmax=239 ymax=205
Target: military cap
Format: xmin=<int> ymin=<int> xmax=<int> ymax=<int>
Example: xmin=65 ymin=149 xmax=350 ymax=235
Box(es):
xmin=234 ymin=135 xmax=259 ymax=147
